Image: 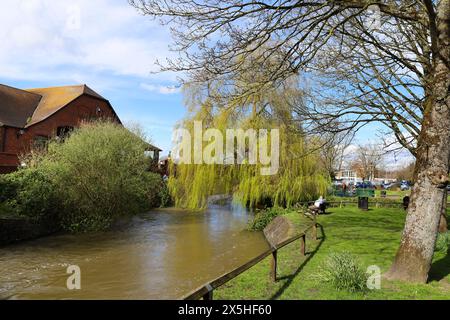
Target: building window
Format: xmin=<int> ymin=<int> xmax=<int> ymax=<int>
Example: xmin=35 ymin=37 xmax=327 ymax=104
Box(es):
xmin=33 ymin=135 xmax=49 ymax=150
xmin=57 ymin=126 xmax=74 ymax=140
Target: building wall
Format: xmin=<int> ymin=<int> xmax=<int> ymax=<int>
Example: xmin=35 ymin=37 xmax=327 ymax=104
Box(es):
xmin=0 ymin=95 xmax=119 ymax=171
xmin=335 ymin=169 xmax=361 ymax=183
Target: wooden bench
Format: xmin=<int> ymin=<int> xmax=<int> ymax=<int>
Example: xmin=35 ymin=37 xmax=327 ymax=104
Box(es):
xmin=306 ymin=202 xmax=326 ymax=216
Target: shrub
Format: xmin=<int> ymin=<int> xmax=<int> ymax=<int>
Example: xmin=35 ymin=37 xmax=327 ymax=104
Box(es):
xmin=435 ymin=232 xmax=449 ymax=254
xmin=0 ymin=168 xmax=61 ymax=220
xmin=0 ymin=201 xmax=17 ymax=218
xmin=315 ymin=252 xmax=368 ymax=292
xmin=0 ymin=174 xmax=19 ymax=203
xmin=17 ymin=121 xmax=165 ymax=232
xmin=247 ymin=207 xmax=285 ymax=231
xmin=158 ymin=181 xmax=172 ymax=207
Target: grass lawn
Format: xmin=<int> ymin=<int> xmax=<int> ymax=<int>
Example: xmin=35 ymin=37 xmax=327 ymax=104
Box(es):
xmin=374 ymin=189 xmax=410 ymax=198
xmin=215 ymin=207 xmax=450 ymax=300
xmin=373 ymin=189 xmax=450 ymax=202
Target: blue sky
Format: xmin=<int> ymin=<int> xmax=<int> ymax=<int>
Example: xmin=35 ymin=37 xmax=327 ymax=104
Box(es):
xmin=0 ymin=0 xmax=413 ymax=168
xmin=0 ymin=0 xmax=184 ymax=154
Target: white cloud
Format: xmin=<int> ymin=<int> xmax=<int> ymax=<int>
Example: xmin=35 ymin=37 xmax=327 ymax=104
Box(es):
xmin=140 ymin=83 xmax=180 ymax=95
xmin=0 ymin=0 xmax=178 ymax=85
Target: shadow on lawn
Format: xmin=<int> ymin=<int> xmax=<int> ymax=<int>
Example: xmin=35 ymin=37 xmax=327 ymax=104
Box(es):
xmin=428 ymin=252 xmax=450 ymax=282
xmin=270 ymin=224 xmax=326 ymax=299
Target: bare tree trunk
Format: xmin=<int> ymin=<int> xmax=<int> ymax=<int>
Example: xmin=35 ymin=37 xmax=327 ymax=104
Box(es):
xmin=386 ymin=0 xmax=450 ymax=283
xmin=439 ymin=189 xmax=448 ymax=233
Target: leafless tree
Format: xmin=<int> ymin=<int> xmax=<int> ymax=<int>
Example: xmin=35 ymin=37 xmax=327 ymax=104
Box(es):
xmin=394 ymin=161 xmax=417 ymax=181
xmin=129 ymin=0 xmax=450 ymax=283
xmin=351 ymin=144 xmax=384 ymax=181
xmin=319 ymin=131 xmax=354 ymax=179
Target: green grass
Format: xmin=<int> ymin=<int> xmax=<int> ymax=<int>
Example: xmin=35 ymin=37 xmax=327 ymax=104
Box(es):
xmin=374 ymin=190 xmax=410 ymax=198
xmin=373 ymin=189 xmax=450 ymax=202
xmin=215 ymin=207 xmax=450 ymax=300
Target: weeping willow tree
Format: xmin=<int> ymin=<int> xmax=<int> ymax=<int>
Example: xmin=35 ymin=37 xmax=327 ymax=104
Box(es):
xmin=168 ymin=51 xmax=329 ymax=210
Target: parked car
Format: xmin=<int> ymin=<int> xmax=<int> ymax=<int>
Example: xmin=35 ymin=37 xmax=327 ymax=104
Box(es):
xmin=385 ymin=182 xmax=401 ymax=190
xmin=400 ymin=183 xmax=410 ymax=191
xmin=356 ymin=181 xmax=374 ymax=189
xmin=332 ymin=180 xmax=343 ymax=187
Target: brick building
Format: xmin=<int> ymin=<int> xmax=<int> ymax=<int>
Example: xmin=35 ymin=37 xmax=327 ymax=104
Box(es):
xmin=0 ymin=84 xmax=161 ymax=173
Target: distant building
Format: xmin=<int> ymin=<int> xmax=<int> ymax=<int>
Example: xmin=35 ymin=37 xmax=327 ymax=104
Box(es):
xmin=335 ymin=168 xmax=396 ymax=185
xmin=335 ymin=168 xmax=361 ymax=183
xmin=0 ymin=84 xmax=161 ymax=173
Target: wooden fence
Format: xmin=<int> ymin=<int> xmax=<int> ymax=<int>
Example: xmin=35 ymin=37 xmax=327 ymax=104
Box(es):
xmin=326 ymin=200 xmax=404 ymax=208
xmin=306 ymin=200 xmax=450 ymax=209
xmin=182 ymin=215 xmax=319 ymax=300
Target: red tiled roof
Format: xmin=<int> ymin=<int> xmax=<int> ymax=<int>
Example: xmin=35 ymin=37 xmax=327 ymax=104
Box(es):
xmin=25 ymin=85 xmax=106 ymax=127
xmin=0 ymin=84 xmax=107 ymax=128
xmin=0 ymin=84 xmax=42 ymax=127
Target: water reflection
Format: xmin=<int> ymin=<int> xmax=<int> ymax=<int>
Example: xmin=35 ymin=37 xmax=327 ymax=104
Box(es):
xmin=0 ymin=203 xmax=269 ymax=299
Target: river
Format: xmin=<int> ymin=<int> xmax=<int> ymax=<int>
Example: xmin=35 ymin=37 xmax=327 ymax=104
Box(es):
xmin=0 ymin=203 xmax=269 ymax=299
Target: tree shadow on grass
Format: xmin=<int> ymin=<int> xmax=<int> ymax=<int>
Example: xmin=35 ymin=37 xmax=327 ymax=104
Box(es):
xmin=270 ymin=224 xmax=326 ymax=299
xmin=428 ymin=252 xmax=450 ymax=282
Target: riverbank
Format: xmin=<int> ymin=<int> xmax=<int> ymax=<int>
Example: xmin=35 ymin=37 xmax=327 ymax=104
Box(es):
xmin=215 ymin=207 xmax=450 ymax=299
xmin=0 ymin=216 xmax=60 ymax=246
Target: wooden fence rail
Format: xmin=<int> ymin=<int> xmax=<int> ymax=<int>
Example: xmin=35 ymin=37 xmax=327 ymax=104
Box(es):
xmin=297 ymin=200 xmax=450 ymax=209
xmin=182 ymin=217 xmax=318 ymax=300
xmin=326 ymin=201 xmax=405 ymax=208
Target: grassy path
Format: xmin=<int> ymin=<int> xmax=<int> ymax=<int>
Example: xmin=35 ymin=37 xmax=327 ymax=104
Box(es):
xmin=216 ymin=207 xmax=450 ymax=299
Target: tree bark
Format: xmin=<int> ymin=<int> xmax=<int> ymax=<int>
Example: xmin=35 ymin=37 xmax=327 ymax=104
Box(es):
xmin=439 ymin=189 xmax=448 ymax=233
xmin=386 ymin=0 xmax=450 ymax=283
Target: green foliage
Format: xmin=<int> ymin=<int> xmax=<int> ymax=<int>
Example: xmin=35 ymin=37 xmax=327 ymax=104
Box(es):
xmin=247 ymin=207 xmax=286 ymax=231
xmin=169 ymin=80 xmax=329 ymax=210
xmin=2 ymin=121 xmax=165 ymax=232
xmin=435 ymin=232 xmax=449 ymax=254
xmin=0 ymin=169 xmax=61 ymax=220
xmin=315 ymin=252 xmax=369 ymax=293
xmin=0 ymin=174 xmax=18 ymax=203
xmin=168 ymin=163 xmax=227 ymax=209
xmin=158 ymin=181 xmax=172 ymax=207
xmin=0 ymin=202 xmax=17 ymax=218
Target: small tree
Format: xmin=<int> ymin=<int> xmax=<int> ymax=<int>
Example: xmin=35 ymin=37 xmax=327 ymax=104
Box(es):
xmin=318 ymin=132 xmax=354 ymax=180
xmin=22 ymin=121 xmax=164 ymax=232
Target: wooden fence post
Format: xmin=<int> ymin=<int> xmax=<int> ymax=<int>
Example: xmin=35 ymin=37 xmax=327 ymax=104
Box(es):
xmin=301 ymin=234 xmax=306 ymax=256
xmin=270 ymin=250 xmax=277 ymax=282
xmin=202 ymin=284 xmax=214 ymax=300
xmin=202 ymin=291 xmax=213 ymax=300
xmin=312 ymin=214 xmax=318 ymax=240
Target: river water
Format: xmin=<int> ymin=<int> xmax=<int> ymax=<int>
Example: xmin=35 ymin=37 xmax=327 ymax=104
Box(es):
xmin=0 ymin=203 xmax=269 ymax=299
